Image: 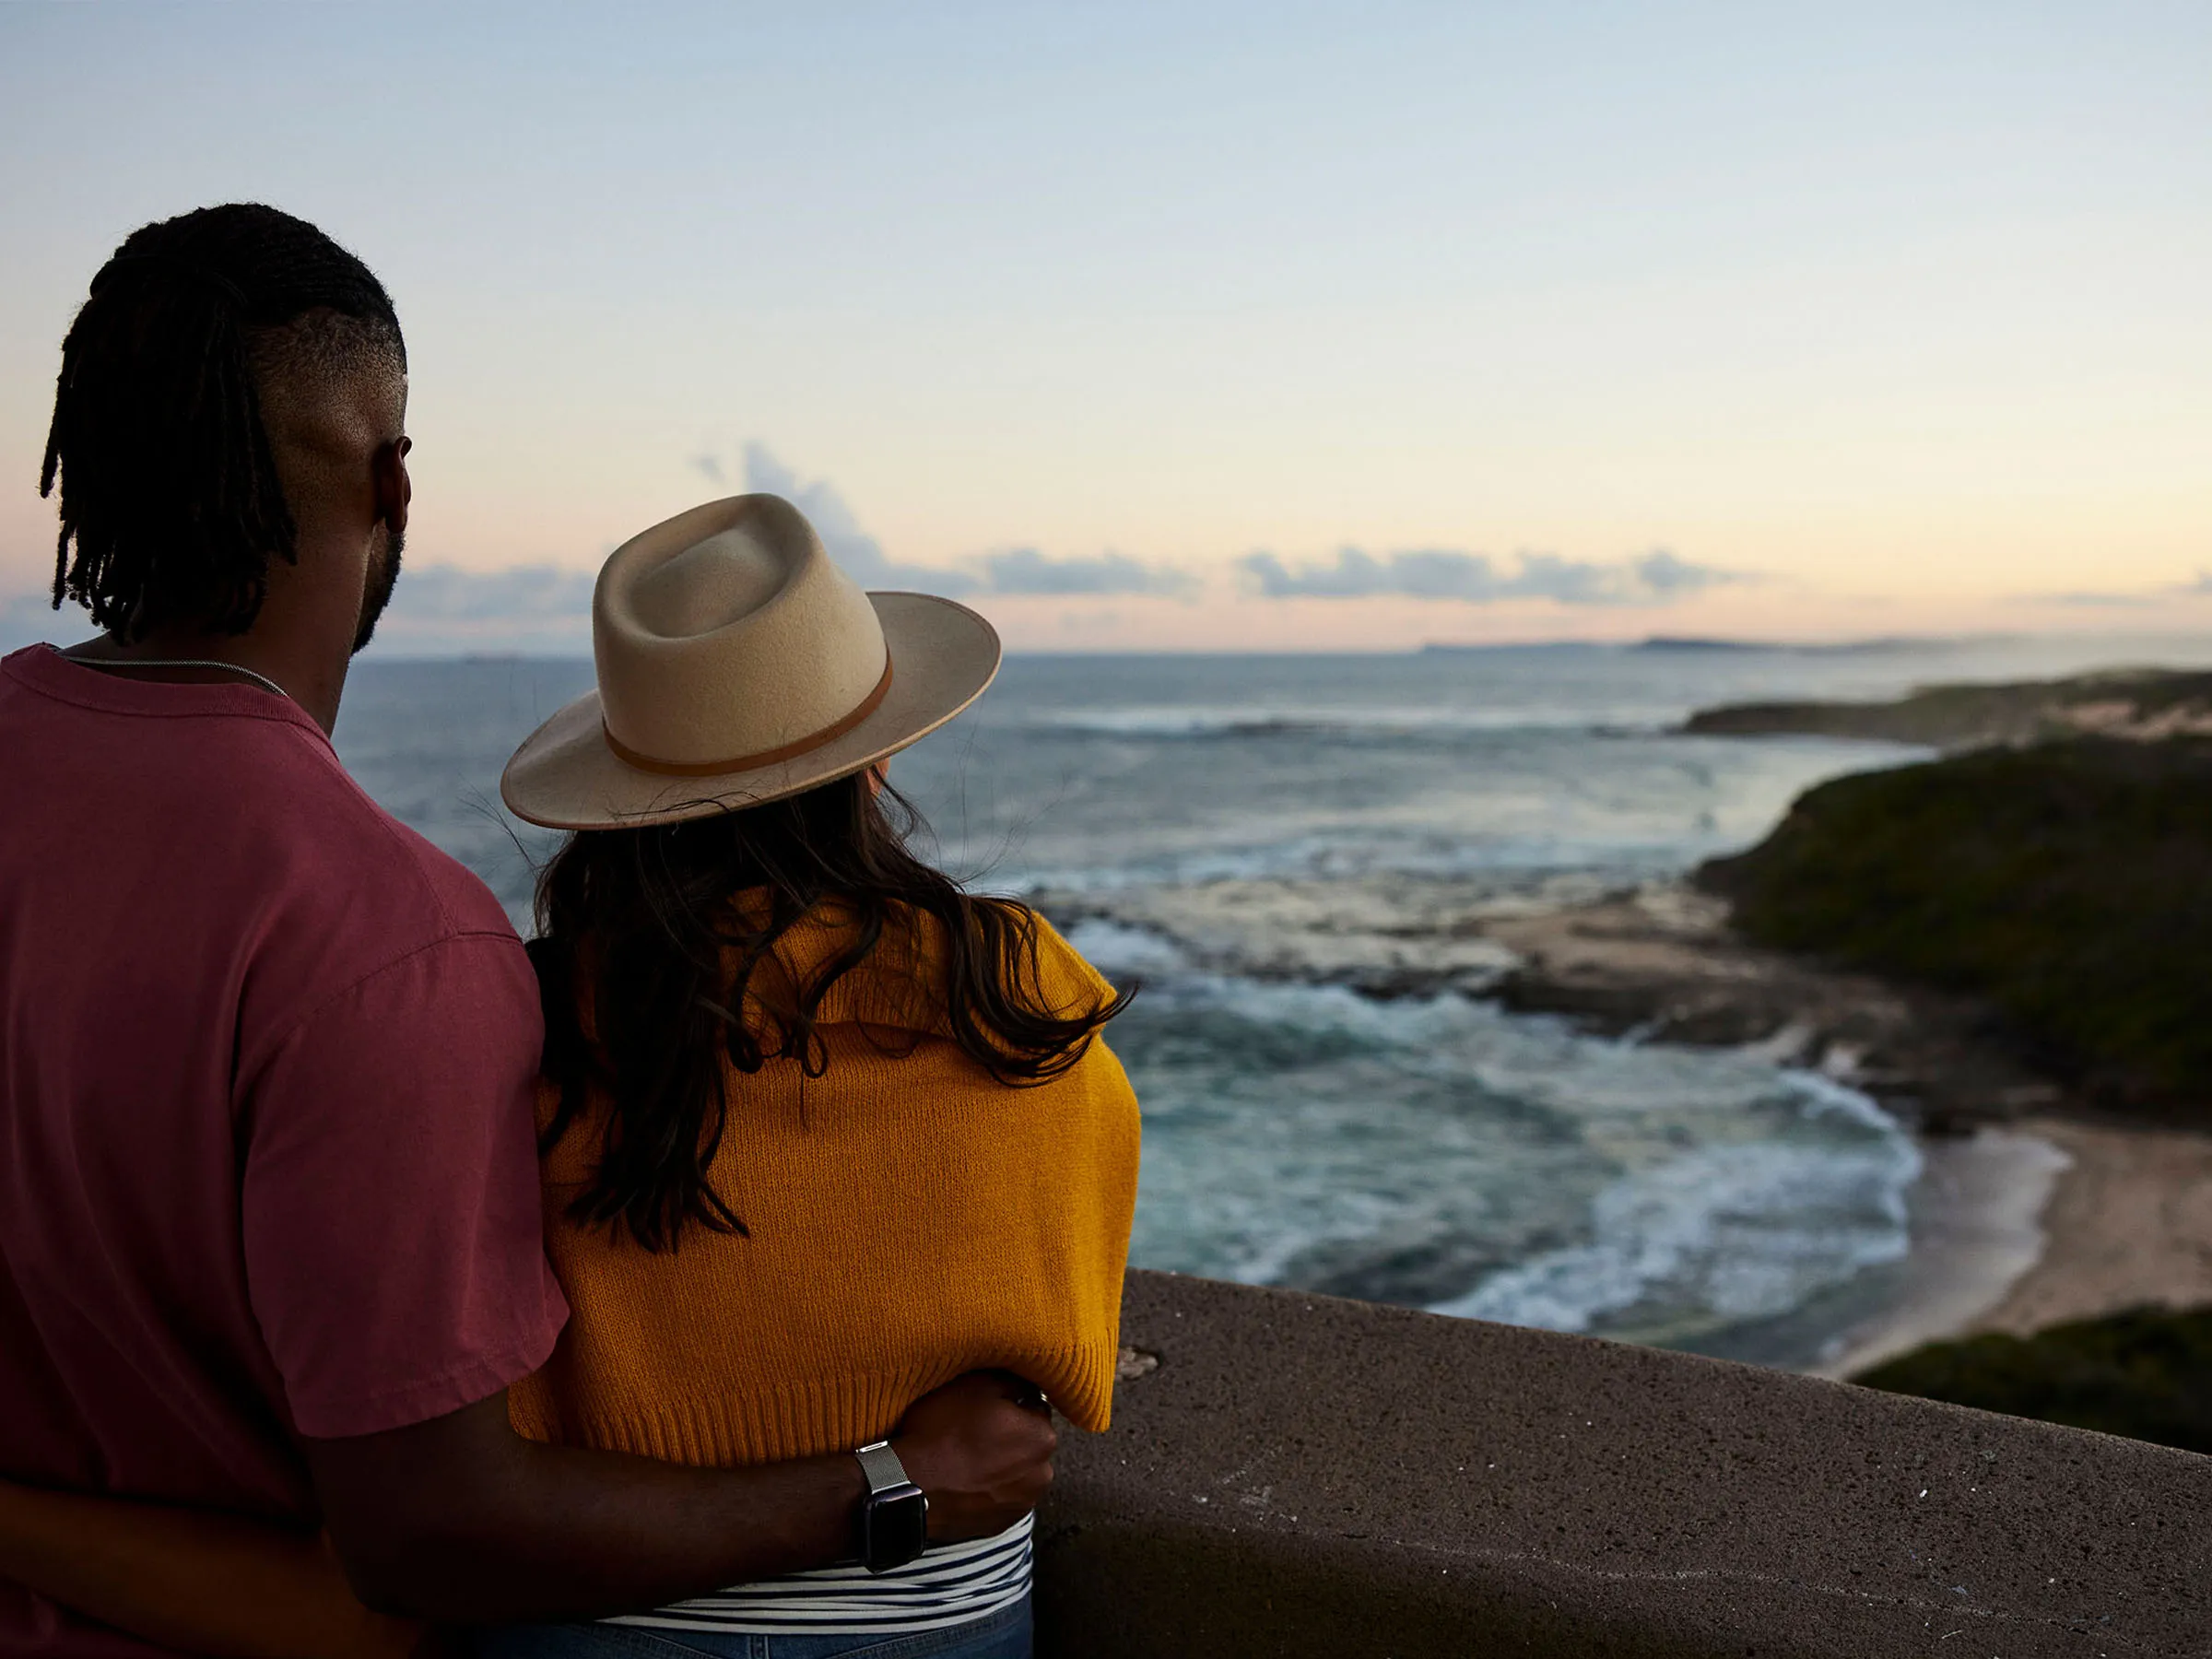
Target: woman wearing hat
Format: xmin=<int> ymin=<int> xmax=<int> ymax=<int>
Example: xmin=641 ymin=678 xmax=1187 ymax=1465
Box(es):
xmin=0 ymin=495 xmax=1141 ymax=1658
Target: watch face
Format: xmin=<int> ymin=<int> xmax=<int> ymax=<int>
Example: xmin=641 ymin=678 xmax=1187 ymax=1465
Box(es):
xmin=863 ymin=1486 xmax=928 ymax=1572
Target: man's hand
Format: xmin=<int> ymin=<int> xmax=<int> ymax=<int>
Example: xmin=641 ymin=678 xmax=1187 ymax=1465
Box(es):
xmin=893 ymin=1371 xmax=1057 ymax=1544
xmin=301 ymin=1372 xmax=1058 ymax=1625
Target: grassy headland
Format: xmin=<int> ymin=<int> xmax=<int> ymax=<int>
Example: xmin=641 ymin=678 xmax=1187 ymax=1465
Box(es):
xmin=1696 ymin=736 xmax=2212 ymax=1112
xmin=1688 ymin=677 xmax=2212 ymax=1448
xmin=1853 ymin=1307 xmax=2212 ymax=1454
xmin=1682 ymin=667 xmax=2212 ymax=749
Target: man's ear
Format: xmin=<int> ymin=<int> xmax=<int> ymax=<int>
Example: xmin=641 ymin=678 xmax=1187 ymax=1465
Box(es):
xmin=372 ymin=437 xmax=412 ymax=536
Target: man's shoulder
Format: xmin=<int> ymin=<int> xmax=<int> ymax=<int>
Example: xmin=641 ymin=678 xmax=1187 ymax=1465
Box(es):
xmin=257 ymin=742 xmax=520 ymax=962
xmin=229 ymin=747 xmax=534 ymax=1077
xmin=130 ymin=705 xmax=524 ymax=1022
xmin=2 ymin=650 xmax=510 ymax=941
xmin=7 ymin=647 xmax=477 ymax=871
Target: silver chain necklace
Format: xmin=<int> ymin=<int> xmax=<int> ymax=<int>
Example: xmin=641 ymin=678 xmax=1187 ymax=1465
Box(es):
xmin=69 ymin=653 xmax=291 ymax=702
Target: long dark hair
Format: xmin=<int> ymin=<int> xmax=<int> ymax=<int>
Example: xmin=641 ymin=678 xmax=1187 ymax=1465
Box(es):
xmin=527 ymin=772 xmax=1130 ymax=1252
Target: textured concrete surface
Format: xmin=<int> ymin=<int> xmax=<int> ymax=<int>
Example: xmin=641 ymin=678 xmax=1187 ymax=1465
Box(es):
xmin=1035 ymin=1271 xmax=2211 ymax=1657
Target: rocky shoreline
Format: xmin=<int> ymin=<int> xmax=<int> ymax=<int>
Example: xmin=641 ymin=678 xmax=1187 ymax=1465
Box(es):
xmin=1043 ymin=869 xmax=2212 ymax=1397
xmin=1040 ymin=665 xmax=2212 ymax=1441
xmin=1481 ymin=883 xmax=2064 ymax=1136
xmin=1046 ymin=870 xmax=2069 ymax=1138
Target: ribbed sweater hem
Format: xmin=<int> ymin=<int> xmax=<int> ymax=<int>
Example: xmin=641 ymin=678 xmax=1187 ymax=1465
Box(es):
xmin=512 ymin=1342 xmax=1113 ymax=1465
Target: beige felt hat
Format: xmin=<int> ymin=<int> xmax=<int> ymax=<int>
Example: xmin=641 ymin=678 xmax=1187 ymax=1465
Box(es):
xmin=500 ymin=493 xmax=1000 ymax=830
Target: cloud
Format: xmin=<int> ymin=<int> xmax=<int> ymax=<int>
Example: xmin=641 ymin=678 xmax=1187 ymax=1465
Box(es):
xmin=368 ymin=563 xmax=595 ymax=654
xmin=357 ymin=442 xmax=1199 ymax=654
xmin=0 ymin=584 xmax=76 ymax=651
xmin=1237 ymin=545 xmax=1745 ymax=606
xmin=2028 ymin=571 xmax=2212 ymax=608
xmin=739 ymin=443 xmax=1192 ymax=600
xmin=742 ymin=442 xmax=980 ymax=594
xmin=978 ymin=547 xmax=1195 ymax=597
xmin=7 ymin=441 xmax=1202 ymax=660
xmin=2033 ymin=590 xmax=2160 ymax=609
xmin=0 ymin=567 xmax=601 ymax=657
xmin=389 ymin=563 xmax=597 ymax=623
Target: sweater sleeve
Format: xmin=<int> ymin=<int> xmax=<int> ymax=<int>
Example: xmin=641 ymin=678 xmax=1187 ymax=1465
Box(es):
xmin=1008 ymin=1036 xmax=1139 ymax=1434
xmin=1012 ymin=922 xmax=1141 ymax=1433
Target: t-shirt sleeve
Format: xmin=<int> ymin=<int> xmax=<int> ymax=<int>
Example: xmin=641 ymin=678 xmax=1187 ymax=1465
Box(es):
xmin=241 ymin=932 xmax=570 ymax=1439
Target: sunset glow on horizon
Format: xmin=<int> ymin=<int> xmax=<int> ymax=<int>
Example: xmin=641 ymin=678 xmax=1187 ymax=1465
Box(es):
xmin=4 ymin=2 xmax=2207 ymax=654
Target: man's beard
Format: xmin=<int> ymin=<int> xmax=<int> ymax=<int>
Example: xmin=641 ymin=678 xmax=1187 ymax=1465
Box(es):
xmin=352 ymin=524 xmax=405 ymax=655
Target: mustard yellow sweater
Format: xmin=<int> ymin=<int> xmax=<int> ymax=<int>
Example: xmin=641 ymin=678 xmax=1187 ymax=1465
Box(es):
xmin=508 ymin=905 xmax=1139 ymax=1466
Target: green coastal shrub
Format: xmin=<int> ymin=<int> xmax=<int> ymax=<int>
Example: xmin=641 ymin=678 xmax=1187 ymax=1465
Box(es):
xmin=1853 ymin=1307 xmax=2212 ymax=1453
xmin=1698 ymin=737 xmax=2212 ymax=1102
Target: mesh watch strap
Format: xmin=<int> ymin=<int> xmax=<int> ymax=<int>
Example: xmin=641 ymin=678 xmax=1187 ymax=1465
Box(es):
xmin=854 ymin=1439 xmax=913 ymax=1496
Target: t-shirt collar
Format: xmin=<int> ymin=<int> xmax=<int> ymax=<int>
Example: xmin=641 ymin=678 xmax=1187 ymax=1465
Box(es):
xmin=4 ymin=643 xmax=334 ymax=747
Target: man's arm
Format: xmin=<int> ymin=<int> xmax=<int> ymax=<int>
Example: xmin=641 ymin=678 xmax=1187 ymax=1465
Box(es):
xmin=0 ymin=1481 xmax=427 ymax=1659
xmin=307 ymin=1371 xmax=1053 ymax=1624
xmin=0 ymin=1371 xmax=1051 ymax=1652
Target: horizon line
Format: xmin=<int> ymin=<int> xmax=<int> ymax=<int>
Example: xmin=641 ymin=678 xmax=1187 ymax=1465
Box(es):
xmin=341 ymin=627 xmax=2212 ymax=667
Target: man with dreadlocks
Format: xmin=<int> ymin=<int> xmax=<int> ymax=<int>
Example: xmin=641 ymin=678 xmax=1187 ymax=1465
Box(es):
xmin=0 ymin=205 xmax=1053 ymax=1656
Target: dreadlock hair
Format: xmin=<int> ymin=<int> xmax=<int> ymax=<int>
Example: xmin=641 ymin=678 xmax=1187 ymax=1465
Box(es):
xmin=528 ymin=772 xmax=1134 ymax=1253
xmin=41 ymin=204 xmax=406 ymax=641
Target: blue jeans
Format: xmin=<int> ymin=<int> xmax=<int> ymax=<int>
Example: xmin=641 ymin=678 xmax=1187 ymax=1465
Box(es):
xmin=473 ymin=1596 xmax=1031 ymax=1659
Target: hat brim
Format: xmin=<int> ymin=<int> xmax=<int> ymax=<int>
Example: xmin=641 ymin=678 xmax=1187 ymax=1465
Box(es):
xmin=500 ymin=592 xmax=1001 ymax=830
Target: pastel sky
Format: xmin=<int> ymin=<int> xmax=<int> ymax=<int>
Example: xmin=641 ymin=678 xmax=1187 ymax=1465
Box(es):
xmin=3 ymin=2 xmax=2208 ymax=653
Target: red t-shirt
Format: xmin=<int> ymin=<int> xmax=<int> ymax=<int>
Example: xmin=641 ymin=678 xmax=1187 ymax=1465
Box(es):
xmin=0 ymin=645 xmax=570 ymax=1656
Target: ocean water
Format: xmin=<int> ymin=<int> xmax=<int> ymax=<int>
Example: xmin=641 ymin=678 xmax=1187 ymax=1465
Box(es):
xmin=333 ymin=636 xmax=2194 ymax=1366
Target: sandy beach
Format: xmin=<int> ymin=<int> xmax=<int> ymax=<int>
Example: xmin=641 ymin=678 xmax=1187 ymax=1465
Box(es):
xmin=1804 ymin=1127 xmax=2072 ymax=1378
xmin=1970 ymin=1118 xmax=2212 ymax=1334
xmin=1808 ymin=1116 xmax=2212 ymax=1377
xmin=1479 ymin=884 xmax=2212 ymax=1374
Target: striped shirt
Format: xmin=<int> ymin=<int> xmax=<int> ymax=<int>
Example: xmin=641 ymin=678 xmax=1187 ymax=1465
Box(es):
xmin=604 ymin=1514 xmax=1032 ymax=1637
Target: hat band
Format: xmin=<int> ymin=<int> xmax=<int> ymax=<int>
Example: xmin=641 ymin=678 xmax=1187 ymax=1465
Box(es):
xmin=600 ymin=658 xmax=895 ymax=779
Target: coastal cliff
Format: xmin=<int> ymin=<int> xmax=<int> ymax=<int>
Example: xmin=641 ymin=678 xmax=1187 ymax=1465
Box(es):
xmin=1697 ymin=735 xmax=2212 ymax=1115
xmin=1677 ymin=688 xmax=2212 ymax=1450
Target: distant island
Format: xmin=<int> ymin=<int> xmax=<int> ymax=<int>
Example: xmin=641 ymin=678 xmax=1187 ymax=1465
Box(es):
xmin=1418 ymin=633 xmax=1991 ymax=656
xmin=1629 ymin=635 xmax=1772 ymax=653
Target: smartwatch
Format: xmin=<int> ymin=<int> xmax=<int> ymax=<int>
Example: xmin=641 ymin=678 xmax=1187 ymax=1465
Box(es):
xmin=854 ymin=1440 xmax=929 ymax=1573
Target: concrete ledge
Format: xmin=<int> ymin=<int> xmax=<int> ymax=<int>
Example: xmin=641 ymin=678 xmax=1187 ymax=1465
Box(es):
xmin=1036 ymin=1272 xmax=2210 ymax=1656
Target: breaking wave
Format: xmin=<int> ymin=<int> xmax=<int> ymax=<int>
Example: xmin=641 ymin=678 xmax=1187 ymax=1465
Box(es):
xmin=1067 ymin=917 xmax=1924 ymax=1353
